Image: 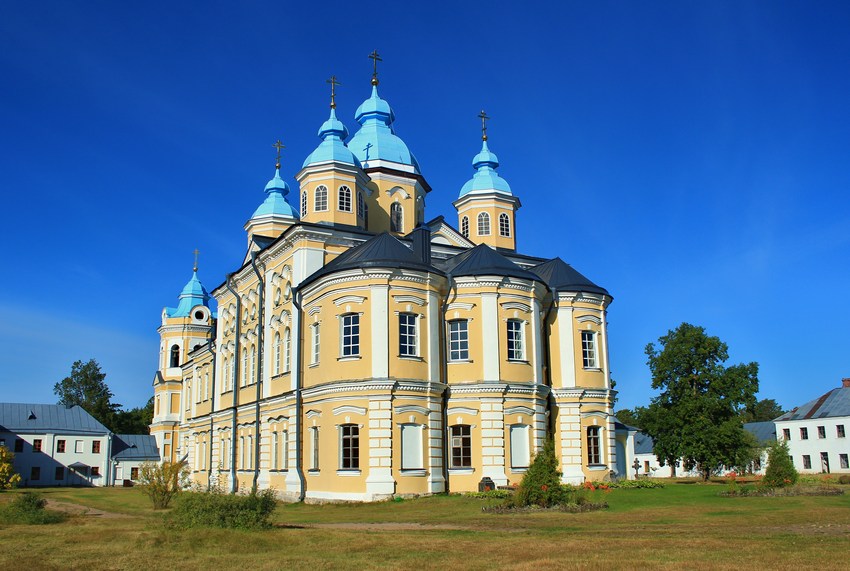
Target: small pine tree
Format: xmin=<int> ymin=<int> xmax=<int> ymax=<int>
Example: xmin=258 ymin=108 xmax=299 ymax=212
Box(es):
xmin=762 ymin=440 xmax=798 ymax=488
xmin=515 ymin=438 xmax=562 ymax=507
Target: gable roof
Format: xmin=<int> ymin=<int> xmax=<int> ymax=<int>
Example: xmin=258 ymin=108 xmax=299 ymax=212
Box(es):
xmin=112 ymin=434 xmax=160 ymax=461
xmin=443 ymin=243 xmax=542 ymax=282
xmin=776 ymin=386 xmax=850 ymax=421
xmin=0 ymin=403 xmax=109 ymax=435
xmin=743 ymin=421 xmax=777 ymax=444
xmin=531 ymin=257 xmax=609 ymax=296
xmin=634 ymin=432 xmax=654 ymax=455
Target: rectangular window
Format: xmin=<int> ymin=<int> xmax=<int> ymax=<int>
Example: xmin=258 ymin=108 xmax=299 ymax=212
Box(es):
xmin=340 ymin=425 xmax=360 ymax=470
xmin=33 ymin=439 xmax=42 ymax=453
xmin=507 ymin=319 xmax=524 ymax=361
xmin=400 ymin=424 xmax=423 ymax=470
xmin=75 ymin=440 xmax=84 ymax=453
xmin=840 ymin=454 xmax=849 ymax=469
xmin=821 ymin=452 xmax=830 ymax=473
xmin=838 ymin=425 xmax=846 ymax=438
xmin=31 ymin=467 xmax=40 ymax=481
xmin=92 ymin=441 xmax=101 ymax=454
xmin=55 ymin=467 xmax=64 ymax=481
xmin=91 ymin=466 xmax=100 ymax=477
xmin=272 ymin=431 xmax=279 ymax=470
xmin=311 ymin=323 xmax=320 ymax=365
xmin=644 ymin=461 xmax=650 ymax=473
xmin=509 ymin=424 xmax=530 ymax=469
xmin=450 ymin=425 xmax=472 ymax=468
xmin=782 ymin=428 xmax=791 ymax=441
xmin=800 ymin=427 xmax=808 ymax=440
xmin=817 ymin=426 xmax=826 ymax=439
xmin=14 ymin=439 xmax=23 ymax=453
xmin=341 ymin=314 xmax=360 ymax=357
xmin=581 ymin=331 xmax=598 ymax=368
xmin=802 ymin=455 xmax=811 ymax=469
xmin=130 ymin=467 xmax=139 ymax=480
xmin=448 ymin=320 xmax=469 ymax=361
xmin=310 ymin=427 xmax=320 ymax=471
xmin=399 ymin=313 xmax=417 ymax=356
xmin=282 ymin=430 xmax=289 ymax=471
xmin=587 ymin=426 xmax=601 ymax=465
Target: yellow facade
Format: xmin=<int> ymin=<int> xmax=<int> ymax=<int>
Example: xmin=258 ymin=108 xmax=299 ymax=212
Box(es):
xmin=151 ymin=77 xmax=616 ymax=500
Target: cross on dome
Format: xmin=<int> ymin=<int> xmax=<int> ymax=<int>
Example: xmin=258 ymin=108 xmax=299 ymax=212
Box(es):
xmin=272 ymin=139 xmax=285 ymax=169
xmin=327 ymin=75 xmax=341 ymax=109
xmin=369 ymin=50 xmax=382 ymax=86
xmin=478 ymin=110 xmax=490 ymax=141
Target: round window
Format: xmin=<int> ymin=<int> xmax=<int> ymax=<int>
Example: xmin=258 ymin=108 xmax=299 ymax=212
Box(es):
xmin=194 ymin=310 xmax=205 ymax=320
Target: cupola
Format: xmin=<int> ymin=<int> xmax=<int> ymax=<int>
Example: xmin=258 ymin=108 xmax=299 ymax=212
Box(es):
xmin=245 ymin=141 xmax=299 ymax=246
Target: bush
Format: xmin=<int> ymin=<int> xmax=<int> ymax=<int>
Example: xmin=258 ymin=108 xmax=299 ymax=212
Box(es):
xmin=166 ymin=488 xmax=278 ymax=529
xmin=761 ymin=440 xmax=798 ymax=488
xmin=0 ymin=492 xmax=66 ymax=525
xmin=608 ymin=479 xmax=665 ymax=489
xmin=138 ymin=461 xmax=189 ymax=509
xmin=838 ymin=475 xmax=850 ymax=485
xmin=515 ymin=438 xmax=563 ymax=507
xmin=0 ymin=446 xmax=22 ymax=490
xmin=465 ymin=489 xmax=515 ymax=500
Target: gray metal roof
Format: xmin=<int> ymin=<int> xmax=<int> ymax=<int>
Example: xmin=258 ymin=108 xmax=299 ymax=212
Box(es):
xmin=634 ymin=432 xmax=655 ymax=455
xmin=443 ymin=243 xmax=542 ymax=282
xmin=531 ymin=257 xmax=609 ymax=297
xmin=112 ymin=434 xmax=160 ymax=461
xmin=775 ymin=386 xmax=850 ymax=421
xmin=0 ymin=403 xmax=109 ymax=435
xmin=743 ymin=421 xmax=777 ymax=444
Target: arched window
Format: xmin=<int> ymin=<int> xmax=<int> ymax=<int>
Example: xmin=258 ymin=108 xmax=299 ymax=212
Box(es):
xmin=390 ymin=202 xmax=403 ymax=233
xmin=170 ymin=345 xmax=180 ymax=368
xmin=283 ymin=327 xmax=291 ymax=372
xmin=273 ymin=332 xmax=281 ymax=375
xmin=338 ymin=185 xmax=352 ymax=212
xmin=477 ymin=212 xmax=490 ymax=236
xmin=357 ymin=192 xmax=365 ymax=219
xmin=499 ymin=213 xmax=511 ymax=237
xmin=222 ymin=358 xmax=229 ymax=392
xmin=314 ymin=185 xmax=328 ymax=211
xmin=241 ymin=349 xmax=248 ymax=386
xmin=461 ymin=216 xmax=469 ymax=238
xmin=301 ymin=190 xmax=307 ymax=216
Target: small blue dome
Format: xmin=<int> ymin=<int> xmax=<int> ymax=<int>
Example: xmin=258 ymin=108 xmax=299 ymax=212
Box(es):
xmin=302 ymin=108 xmax=362 ymax=169
xmin=349 ymin=85 xmax=419 ymax=172
xmin=252 ymin=167 xmax=299 ymax=219
xmin=459 ymin=140 xmax=512 ymax=197
xmin=166 ymin=271 xmax=211 ymax=317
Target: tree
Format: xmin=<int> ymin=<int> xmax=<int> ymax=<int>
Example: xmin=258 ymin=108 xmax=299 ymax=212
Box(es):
xmin=0 ymin=446 xmax=22 ymax=490
xmin=138 ymin=461 xmax=189 ymax=509
xmin=642 ymin=323 xmax=759 ymax=480
xmin=54 ymin=359 xmax=121 ymax=430
xmin=515 ymin=438 xmax=563 ymax=507
xmin=112 ymin=397 xmax=155 ymax=434
xmin=742 ymin=398 xmax=785 ymax=423
xmin=762 ymin=440 xmax=798 ymax=488
xmin=613 ymin=407 xmax=646 ymax=428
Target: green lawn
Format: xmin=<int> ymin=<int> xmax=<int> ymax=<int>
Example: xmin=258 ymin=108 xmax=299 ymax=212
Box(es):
xmin=1 ymin=483 xmax=848 ymax=570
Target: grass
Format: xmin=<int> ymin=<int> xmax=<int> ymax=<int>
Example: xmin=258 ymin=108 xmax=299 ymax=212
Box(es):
xmin=0 ymin=482 xmax=848 ymax=570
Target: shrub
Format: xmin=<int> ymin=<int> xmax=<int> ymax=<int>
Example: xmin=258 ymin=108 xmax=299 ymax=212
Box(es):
xmin=838 ymin=475 xmax=850 ymax=485
xmin=0 ymin=492 xmax=66 ymax=525
xmin=138 ymin=461 xmax=189 ymax=509
xmin=761 ymin=440 xmax=798 ymax=488
xmin=608 ymin=479 xmax=665 ymax=489
xmin=166 ymin=488 xmax=278 ymax=529
xmin=0 ymin=446 xmax=22 ymax=490
xmin=515 ymin=438 xmax=563 ymax=507
xmin=465 ymin=489 xmax=515 ymax=500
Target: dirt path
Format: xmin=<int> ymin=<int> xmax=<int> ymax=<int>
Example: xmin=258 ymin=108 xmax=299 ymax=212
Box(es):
xmin=306 ymin=522 xmax=468 ymax=531
xmin=45 ymin=500 xmax=127 ymax=518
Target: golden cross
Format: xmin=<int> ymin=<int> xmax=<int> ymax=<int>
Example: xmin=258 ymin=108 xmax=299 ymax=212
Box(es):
xmin=272 ymin=139 xmax=285 ymax=168
xmin=369 ymin=50 xmax=382 ymax=85
xmin=478 ymin=110 xmax=490 ymax=141
xmin=327 ymin=75 xmax=341 ymax=109
xmin=193 ymin=249 xmax=200 ymax=272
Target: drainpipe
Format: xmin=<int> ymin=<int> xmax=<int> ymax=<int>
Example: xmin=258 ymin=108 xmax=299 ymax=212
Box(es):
xmin=541 ymin=289 xmax=557 ymax=437
xmin=291 ymin=288 xmax=306 ymax=501
xmin=207 ymin=337 xmax=216 ymax=490
xmin=225 ymin=274 xmax=241 ymax=493
xmin=250 ymin=251 xmax=265 ymax=493
xmin=439 ymin=272 xmax=455 ymax=493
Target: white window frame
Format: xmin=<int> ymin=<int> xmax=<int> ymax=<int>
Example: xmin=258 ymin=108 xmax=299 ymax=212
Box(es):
xmin=311 ymin=323 xmax=320 ymax=365
xmin=314 ymin=185 xmax=328 ymax=212
xmin=273 ymin=332 xmax=281 ymax=375
xmin=301 ymin=190 xmax=308 ymax=216
xmin=507 ymin=319 xmax=524 ymax=361
xmin=283 ymin=327 xmax=291 ymax=372
xmin=399 ymin=312 xmax=418 ymax=357
xmin=461 ymin=216 xmax=469 ymax=238
xmin=581 ymin=330 xmax=598 ymax=369
xmin=448 ymin=319 xmax=469 ymax=361
xmin=390 ymin=202 xmax=403 ymax=232
xmin=357 ymin=192 xmax=365 ymax=219
xmin=509 ymin=424 xmax=530 ymax=469
xmin=339 ymin=424 xmax=360 ymax=470
xmin=400 ymin=424 xmax=424 ymax=470
xmin=586 ymin=426 xmax=601 ymax=465
xmin=310 ymin=427 xmax=320 ymax=471
xmin=338 ymin=185 xmax=352 ymax=212
xmin=340 ymin=313 xmax=360 ymax=357
xmin=499 ymin=212 xmax=511 ymax=237
xmin=477 ymin=212 xmax=490 ymax=236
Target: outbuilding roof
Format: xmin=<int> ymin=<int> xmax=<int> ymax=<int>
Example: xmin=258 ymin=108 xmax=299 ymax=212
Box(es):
xmin=0 ymin=403 xmax=109 ymax=435
xmin=112 ymin=434 xmax=160 ymax=461
xmin=776 ymin=386 xmax=850 ymax=421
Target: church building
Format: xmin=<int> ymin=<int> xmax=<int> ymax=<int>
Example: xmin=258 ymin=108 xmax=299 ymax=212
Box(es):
xmin=151 ymin=57 xmax=616 ymax=501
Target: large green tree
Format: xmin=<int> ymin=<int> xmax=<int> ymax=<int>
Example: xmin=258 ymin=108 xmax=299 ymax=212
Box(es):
xmin=742 ymin=398 xmax=785 ymax=423
xmin=641 ymin=323 xmax=759 ymax=480
xmin=54 ymin=359 xmax=121 ymax=430
xmin=112 ymin=397 xmax=155 ymax=434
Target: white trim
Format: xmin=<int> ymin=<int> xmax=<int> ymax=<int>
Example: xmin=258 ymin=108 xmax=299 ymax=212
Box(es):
xmin=333 ymin=295 xmax=367 ymax=306
xmin=333 ymin=405 xmax=367 ymax=416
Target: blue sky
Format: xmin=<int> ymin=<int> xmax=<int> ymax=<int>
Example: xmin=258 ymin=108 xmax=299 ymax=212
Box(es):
xmin=1 ymin=1 xmax=848 ymax=412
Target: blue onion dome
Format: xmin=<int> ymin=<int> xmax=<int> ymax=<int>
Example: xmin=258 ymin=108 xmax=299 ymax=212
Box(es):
xmin=302 ymin=108 xmax=362 ymax=169
xmin=251 ymin=167 xmax=299 ymax=219
xmin=459 ymin=140 xmax=512 ymax=197
xmin=167 ymin=270 xmax=211 ymax=317
xmin=349 ymin=85 xmax=419 ymax=173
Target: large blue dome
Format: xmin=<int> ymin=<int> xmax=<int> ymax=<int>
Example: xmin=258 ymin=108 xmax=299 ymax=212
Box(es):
xmin=348 ymin=86 xmax=419 ymax=172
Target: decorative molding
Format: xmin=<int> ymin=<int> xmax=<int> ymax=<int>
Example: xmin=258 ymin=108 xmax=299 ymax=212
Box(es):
xmin=447 ymin=407 xmax=478 ymax=416
xmin=446 ymin=302 xmax=475 ymax=311
xmin=576 ymin=315 xmax=602 ymax=325
xmin=307 ymin=305 xmax=322 ymax=316
xmin=333 ymin=405 xmax=367 ymax=416
xmin=305 ymin=409 xmax=322 ymax=418
xmin=500 ymin=301 xmax=531 ymax=313
xmin=392 ymin=294 xmax=426 ymax=306
xmin=505 ymin=406 xmax=535 ymax=416
xmin=394 ymin=405 xmax=430 ymax=416
xmin=333 ymin=295 xmax=367 ymax=306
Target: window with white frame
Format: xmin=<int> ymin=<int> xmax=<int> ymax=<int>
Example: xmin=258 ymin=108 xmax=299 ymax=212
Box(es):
xmin=310 ymin=323 xmax=320 ymax=364
xmin=477 ymin=212 xmax=490 ymax=236
xmin=586 ymin=426 xmax=601 ymax=465
xmin=510 ymin=424 xmax=530 ymax=469
xmin=461 ymin=216 xmax=469 ymax=238
xmin=818 ymin=426 xmax=826 ymax=439
xmin=802 ymin=454 xmax=811 ymax=469
xmin=581 ymin=330 xmax=598 ymax=368
xmin=340 ymin=314 xmax=360 ymax=357
xmin=783 ymin=428 xmax=791 ymax=440
xmin=314 ymin=185 xmax=328 ymax=211
xmin=249 ymin=344 xmax=256 ymax=383
xmin=450 ymin=425 xmax=472 ymax=468
xmin=390 ymin=202 xmax=403 ymax=232
xmin=838 ymin=425 xmax=846 ymax=438
xmin=281 ymin=430 xmax=289 ymax=470
xmin=273 ymin=332 xmax=281 ymax=375
xmin=400 ymin=424 xmax=424 ymax=470
xmin=283 ymin=327 xmax=291 ymax=372
xmin=448 ymin=320 xmax=469 ymax=361
xmin=301 ymin=190 xmax=308 ymax=216
xmin=507 ymin=319 xmax=524 ymax=360
xmin=800 ymin=427 xmax=808 ymax=440
xmin=338 ymin=185 xmax=352 ymax=212
xmin=339 ymin=424 xmax=360 ymax=470
xmin=272 ymin=431 xmax=279 ymax=470
xmin=840 ymin=454 xmax=849 ymax=469
xmin=499 ymin=213 xmax=511 ymax=237
xmin=399 ymin=313 xmax=417 ymax=356
xmin=241 ymin=349 xmax=248 ymax=386
xmin=357 ymin=192 xmax=365 ymax=219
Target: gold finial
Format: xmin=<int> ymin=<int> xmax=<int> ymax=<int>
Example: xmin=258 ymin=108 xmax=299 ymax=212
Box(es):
xmin=326 ymin=75 xmax=341 ymax=109
xmin=272 ymin=139 xmax=285 ymax=169
xmin=369 ymin=50 xmax=382 ymax=86
xmin=478 ymin=110 xmax=490 ymax=141
xmin=193 ymin=249 xmax=200 ymax=273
